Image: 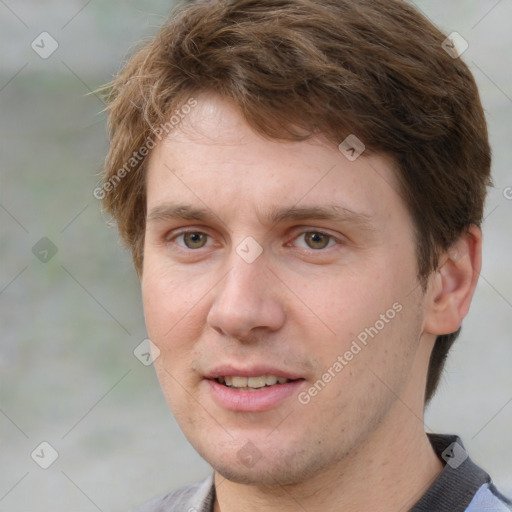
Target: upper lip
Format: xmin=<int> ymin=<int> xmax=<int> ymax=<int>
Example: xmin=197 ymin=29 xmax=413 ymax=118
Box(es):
xmin=205 ymin=364 xmax=304 ymax=381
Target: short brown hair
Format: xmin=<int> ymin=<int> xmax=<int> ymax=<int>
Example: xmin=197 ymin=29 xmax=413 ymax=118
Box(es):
xmin=101 ymin=0 xmax=491 ymax=403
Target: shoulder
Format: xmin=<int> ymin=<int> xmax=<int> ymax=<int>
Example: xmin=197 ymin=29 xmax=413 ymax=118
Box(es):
xmin=466 ymin=483 xmax=512 ymax=511
xmin=411 ymin=434 xmax=512 ymax=512
xmin=128 ymin=474 xmax=215 ymax=512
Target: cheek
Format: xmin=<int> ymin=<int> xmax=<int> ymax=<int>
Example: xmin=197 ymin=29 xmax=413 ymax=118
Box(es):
xmin=296 ymin=266 xmax=390 ymax=343
xmin=294 ymin=260 xmax=415 ymax=391
xmin=141 ymin=263 xmax=208 ymax=353
xmin=143 ymin=266 xmax=207 ymax=410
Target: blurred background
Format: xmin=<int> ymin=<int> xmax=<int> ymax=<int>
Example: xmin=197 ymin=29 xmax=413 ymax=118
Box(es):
xmin=0 ymin=0 xmax=510 ymax=510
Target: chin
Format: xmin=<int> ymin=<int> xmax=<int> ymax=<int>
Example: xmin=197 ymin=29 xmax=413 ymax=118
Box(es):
xmin=204 ymin=444 xmax=328 ymax=488
xmin=214 ymin=463 xmax=309 ymax=487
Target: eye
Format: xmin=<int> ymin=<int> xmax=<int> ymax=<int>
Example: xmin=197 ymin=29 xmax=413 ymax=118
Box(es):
xmin=294 ymin=231 xmax=337 ymax=250
xmin=174 ymin=231 xmax=211 ymax=249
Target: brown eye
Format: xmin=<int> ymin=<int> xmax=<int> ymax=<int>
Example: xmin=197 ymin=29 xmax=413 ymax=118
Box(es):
xmin=182 ymin=232 xmax=208 ymax=249
xmin=303 ymin=232 xmax=332 ymax=250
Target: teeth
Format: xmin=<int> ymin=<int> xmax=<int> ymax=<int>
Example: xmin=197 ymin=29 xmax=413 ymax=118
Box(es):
xmin=248 ymin=376 xmax=267 ymax=388
xmin=265 ymin=375 xmax=278 ymax=386
xmin=231 ymin=376 xmax=248 ymax=388
xmin=218 ymin=375 xmax=291 ymax=389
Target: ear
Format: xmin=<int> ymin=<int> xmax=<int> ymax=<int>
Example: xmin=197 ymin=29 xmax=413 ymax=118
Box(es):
xmin=424 ymin=225 xmax=482 ymax=336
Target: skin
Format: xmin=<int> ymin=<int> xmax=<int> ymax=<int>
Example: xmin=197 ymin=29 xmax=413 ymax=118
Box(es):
xmin=141 ymin=93 xmax=482 ymax=511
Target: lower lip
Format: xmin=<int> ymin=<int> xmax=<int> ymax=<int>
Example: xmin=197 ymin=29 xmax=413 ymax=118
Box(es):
xmin=205 ymin=379 xmax=305 ymax=412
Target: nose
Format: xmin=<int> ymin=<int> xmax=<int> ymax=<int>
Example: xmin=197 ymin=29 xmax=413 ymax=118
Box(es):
xmin=206 ymin=250 xmax=286 ymax=341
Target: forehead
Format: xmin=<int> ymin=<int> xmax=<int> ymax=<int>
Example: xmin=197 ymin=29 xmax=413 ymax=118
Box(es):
xmin=145 ymin=94 xmax=409 ymax=233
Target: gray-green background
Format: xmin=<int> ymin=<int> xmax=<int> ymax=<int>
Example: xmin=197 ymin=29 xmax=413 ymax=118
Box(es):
xmin=1 ymin=1 xmax=511 ymax=510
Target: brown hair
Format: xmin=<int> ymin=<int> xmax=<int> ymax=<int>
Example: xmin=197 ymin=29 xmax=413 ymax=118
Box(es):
xmin=101 ymin=0 xmax=491 ymax=403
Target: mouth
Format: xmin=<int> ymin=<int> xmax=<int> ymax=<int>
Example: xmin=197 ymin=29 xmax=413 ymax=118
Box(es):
xmin=204 ymin=364 xmax=306 ymax=411
xmin=205 ymin=367 xmax=306 ymax=411
xmin=215 ymin=375 xmax=299 ymax=391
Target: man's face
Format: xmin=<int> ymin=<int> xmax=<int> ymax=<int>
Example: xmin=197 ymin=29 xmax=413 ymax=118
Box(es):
xmin=142 ymin=94 xmax=433 ymax=486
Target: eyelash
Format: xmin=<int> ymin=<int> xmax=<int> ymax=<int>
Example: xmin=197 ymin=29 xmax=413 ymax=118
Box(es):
xmin=167 ymin=229 xmax=340 ymax=252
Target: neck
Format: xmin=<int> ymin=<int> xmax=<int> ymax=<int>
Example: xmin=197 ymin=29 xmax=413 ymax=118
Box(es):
xmin=213 ymin=402 xmax=443 ymax=512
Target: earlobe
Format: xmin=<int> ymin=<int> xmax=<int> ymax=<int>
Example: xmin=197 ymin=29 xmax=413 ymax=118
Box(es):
xmin=424 ymin=225 xmax=482 ymax=336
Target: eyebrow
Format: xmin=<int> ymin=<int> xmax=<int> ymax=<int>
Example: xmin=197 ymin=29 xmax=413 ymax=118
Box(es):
xmin=146 ymin=203 xmax=376 ymax=230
